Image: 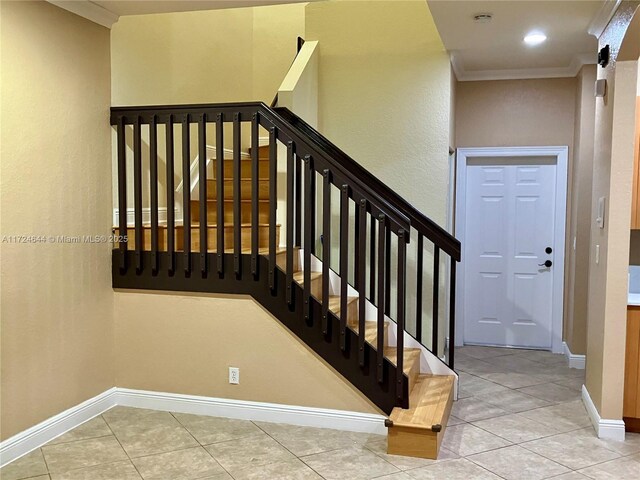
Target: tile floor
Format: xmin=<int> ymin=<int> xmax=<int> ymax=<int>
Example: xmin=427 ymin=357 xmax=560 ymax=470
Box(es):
xmin=3 ymin=346 xmax=640 ymax=479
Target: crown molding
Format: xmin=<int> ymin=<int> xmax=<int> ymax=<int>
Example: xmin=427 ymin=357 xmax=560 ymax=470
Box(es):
xmin=47 ymin=1 xmax=119 ymax=29
xmin=588 ymin=0 xmax=622 ymax=38
xmin=452 ymin=52 xmax=596 ymax=82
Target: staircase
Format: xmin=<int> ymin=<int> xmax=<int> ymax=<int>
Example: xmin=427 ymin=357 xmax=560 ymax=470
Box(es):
xmin=111 ymin=102 xmax=460 ymax=459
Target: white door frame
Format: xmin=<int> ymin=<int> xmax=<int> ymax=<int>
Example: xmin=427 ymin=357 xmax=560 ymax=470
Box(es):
xmin=455 ymin=146 xmax=568 ymax=354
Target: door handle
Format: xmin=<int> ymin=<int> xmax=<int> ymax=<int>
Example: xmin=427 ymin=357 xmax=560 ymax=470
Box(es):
xmin=538 ymin=260 xmax=552 ymax=268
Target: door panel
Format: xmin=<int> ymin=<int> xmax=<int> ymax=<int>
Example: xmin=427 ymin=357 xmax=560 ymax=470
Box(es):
xmin=464 ymin=160 xmax=556 ymax=349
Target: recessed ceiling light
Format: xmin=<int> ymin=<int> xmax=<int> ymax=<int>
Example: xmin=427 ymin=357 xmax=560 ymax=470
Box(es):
xmin=524 ymin=32 xmax=547 ymax=46
xmin=473 ymin=13 xmax=492 ymax=23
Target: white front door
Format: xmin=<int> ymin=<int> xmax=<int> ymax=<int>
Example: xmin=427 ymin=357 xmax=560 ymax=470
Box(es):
xmin=462 ymin=157 xmax=558 ymax=349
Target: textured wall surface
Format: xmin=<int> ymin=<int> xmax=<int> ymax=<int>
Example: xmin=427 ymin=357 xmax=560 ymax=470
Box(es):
xmin=0 ymin=0 xmax=114 ymax=440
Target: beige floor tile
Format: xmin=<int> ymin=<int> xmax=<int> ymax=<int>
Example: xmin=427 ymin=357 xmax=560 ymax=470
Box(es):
xmin=18 ymin=476 xmax=50 ymax=480
xmin=468 ymin=445 xmax=569 ymax=480
xmin=478 ymin=371 xmax=549 ymax=389
xmin=451 ymin=397 xmax=509 ymax=422
xmin=519 ymin=400 xmax=592 ymax=433
xmin=301 ymin=446 xmax=398 ymax=480
xmin=441 ymin=423 xmax=511 ymax=457
xmin=230 ymin=458 xmax=322 ymax=479
xmin=521 ymin=431 xmax=621 ymax=470
xmin=102 ymin=407 xmax=198 ymax=458
xmin=172 ymin=413 xmax=263 ymax=445
xmin=205 ymin=433 xmax=294 ymax=474
xmin=197 ymin=474 xmax=233 ymax=480
xmin=517 ymin=383 xmax=581 ymax=403
xmin=363 ymin=435 xmax=458 ymax=470
xmin=447 ymin=416 xmax=465 ymax=426
xmin=553 ymin=376 xmax=585 ymax=392
xmin=372 ymin=473 xmax=414 ymax=480
xmin=547 ymin=473 xmax=590 ymax=479
xmin=47 ymin=417 xmax=112 ymax=446
xmin=132 ymin=446 xmax=225 ymax=479
xmin=254 ymin=421 xmax=371 ymax=457
xmin=0 ymin=449 xmax=48 ymax=480
xmin=48 ymin=460 xmax=141 ymax=480
xmin=512 ymin=350 xmax=567 ymax=365
xmin=405 ymin=458 xmax=502 ymax=479
xmin=591 ymin=430 xmax=640 ymax=456
xmin=456 ymin=346 xmax=515 ymax=359
xmin=474 ymin=389 xmax=552 ymax=413
xmin=472 ymin=412 xmax=562 ymax=443
xmin=578 ymin=454 xmax=640 ymax=479
xmin=457 ymin=373 xmax=509 ymax=399
xmin=41 ymin=436 xmax=128 ymax=474
xmin=455 ymin=359 xmax=507 ymax=377
xmin=483 ymin=355 xmax=544 ymax=374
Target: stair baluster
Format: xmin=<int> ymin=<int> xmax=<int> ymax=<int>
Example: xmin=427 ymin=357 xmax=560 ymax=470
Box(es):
xmin=233 ymin=113 xmax=242 ymax=276
xmin=116 ymin=116 xmax=127 ymax=271
xmin=432 ymin=245 xmax=440 ymax=355
xmin=377 ymin=214 xmax=386 ymax=382
xmin=397 ymin=228 xmax=407 ymax=405
xmin=149 ymin=115 xmax=159 ymax=273
xmin=339 ymin=184 xmax=349 ymax=351
xmin=268 ymin=126 xmax=277 ymax=290
xmin=358 ymin=199 xmax=367 ymax=366
xmin=198 ymin=114 xmax=208 ymax=275
xmin=416 ymin=234 xmax=424 ymax=344
xmin=216 ymin=114 xmax=224 ymax=275
xmin=321 ymin=169 xmax=331 ymax=335
xmin=251 ymin=113 xmax=260 ymax=277
xmin=166 ymin=114 xmax=175 ymax=273
xmin=182 ymin=114 xmax=191 ymax=274
xmin=133 ymin=116 xmax=143 ymax=271
xmin=449 ymin=257 xmax=457 ymax=369
xmin=286 ymin=141 xmax=295 ymax=304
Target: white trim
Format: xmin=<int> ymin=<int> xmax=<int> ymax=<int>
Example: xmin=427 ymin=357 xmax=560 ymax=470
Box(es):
xmin=562 ymin=341 xmax=586 ymax=369
xmin=116 ymin=388 xmax=386 ymax=435
xmin=453 ymin=52 xmax=596 ymax=82
xmin=455 ymin=146 xmax=569 ymax=354
xmin=46 ymin=1 xmax=119 ymax=28
xmin=0 ymin=388 xmax=118 ymax=467
xmin=113 ymin=207 xmax=181 ymax=227
xmin=582 ymin=385 xmax=626 ymax=441
xmin=588 ymin=0 xmax=623 ymax=38
xmin=175 ymin=145 xmax=251 ymax=196
xmin=0 ymin=388 xmax=386 ymax=468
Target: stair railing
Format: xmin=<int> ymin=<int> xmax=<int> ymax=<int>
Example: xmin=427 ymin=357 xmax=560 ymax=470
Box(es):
xmin=111 ymin=101 xmax=460 ymax=409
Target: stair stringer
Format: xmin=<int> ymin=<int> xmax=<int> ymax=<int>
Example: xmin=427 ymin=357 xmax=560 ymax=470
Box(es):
xmin=297 ymin=249 xmax=458 ymax=399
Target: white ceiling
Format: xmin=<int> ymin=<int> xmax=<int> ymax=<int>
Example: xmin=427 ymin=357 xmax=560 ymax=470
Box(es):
xmin=92 ymin=0 xmax=310 ymax=16
xmin=427 ymin=0 xmax=612 ymax=81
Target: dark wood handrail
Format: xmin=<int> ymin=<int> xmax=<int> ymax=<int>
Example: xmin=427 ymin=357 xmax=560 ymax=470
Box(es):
xmin=110 ymin=101 xmax=460 ymax=259
xmin=274 ymin=107 xmax=461 ymax=261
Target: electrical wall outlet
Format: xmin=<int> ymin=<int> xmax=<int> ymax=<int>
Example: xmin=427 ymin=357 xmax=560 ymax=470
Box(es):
xmin=229 ymin=367 xmax=240 ymax=385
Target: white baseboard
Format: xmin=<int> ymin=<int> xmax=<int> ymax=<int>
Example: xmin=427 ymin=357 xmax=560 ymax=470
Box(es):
xmin=0 ymin=388 xmax=387 ymax=468
xmin=0 ymin=388 xmax=118 ymax=468
xmin=582 ymin=385 xmax=626 ymax=441
xmin=563 ymin=341 xmax=586 ymax=369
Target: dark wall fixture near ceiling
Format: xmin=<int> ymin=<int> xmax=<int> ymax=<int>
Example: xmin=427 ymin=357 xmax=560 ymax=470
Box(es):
xmin=598 ymin=44 xmax=610 ymax=67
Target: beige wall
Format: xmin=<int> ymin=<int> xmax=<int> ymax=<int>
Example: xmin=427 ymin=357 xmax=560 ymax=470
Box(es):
xmin=307 ymin=0 xmax=452 ymax=226
xmin=585 ymin=2 xmax=640 ymax=418
xmin=566 ymin=65 xmax=596 ymax=355
xmin=0 ymin=0 xmax=114 ymax=440
xmin=114 ymin=291 xmax=380 ymax=414
xmin=455 ymin=77 xmax=577 ymax=149
xmin=111 ymin=4 xmax=305 ymax=106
